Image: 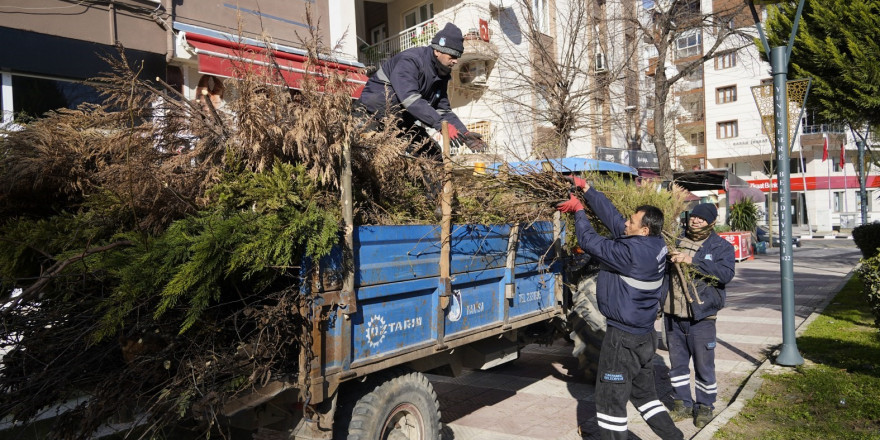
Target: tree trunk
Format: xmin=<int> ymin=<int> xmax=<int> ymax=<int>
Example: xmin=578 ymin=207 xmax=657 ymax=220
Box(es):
xmin=653 ymin=73 xmax=673 ymax=179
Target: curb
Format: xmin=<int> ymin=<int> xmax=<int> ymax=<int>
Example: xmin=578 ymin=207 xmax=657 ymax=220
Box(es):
xmin=689 ymin=268 xmax=858 ymax=439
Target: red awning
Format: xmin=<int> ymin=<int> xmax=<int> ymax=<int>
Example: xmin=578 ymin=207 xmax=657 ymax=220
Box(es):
xmin=185 ymin=33 xmax=367 ymax=98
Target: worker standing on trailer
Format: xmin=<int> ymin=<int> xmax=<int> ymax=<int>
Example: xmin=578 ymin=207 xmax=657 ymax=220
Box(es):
xmin=357 ymin=22 xmax=486 ymax=157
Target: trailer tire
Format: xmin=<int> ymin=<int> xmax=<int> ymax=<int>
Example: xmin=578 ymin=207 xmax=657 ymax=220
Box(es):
xmin=568 ymin=270 xmax=606 ymax=383
xmin=341 ymin=368 xmax=441 ymax=440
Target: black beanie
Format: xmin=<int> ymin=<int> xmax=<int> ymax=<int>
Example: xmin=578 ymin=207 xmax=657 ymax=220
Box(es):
xmin=430 ymin=23 xmax=464 ymax=58
xmin=690 ymin=203 xmax=718 ymax=224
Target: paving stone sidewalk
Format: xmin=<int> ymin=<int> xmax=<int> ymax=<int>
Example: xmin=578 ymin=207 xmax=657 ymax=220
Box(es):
xmin=430 ymin=240 xmax=862 ymax=440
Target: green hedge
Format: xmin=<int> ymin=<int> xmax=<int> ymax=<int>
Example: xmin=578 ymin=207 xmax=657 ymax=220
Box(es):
xmin=852 ymin=223 xmax=880 ymax=258
xmin=856 ymin=253 xmax=880 ymax=329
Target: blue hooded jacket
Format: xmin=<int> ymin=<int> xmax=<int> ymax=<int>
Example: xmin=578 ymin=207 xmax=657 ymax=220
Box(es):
xmin=572 ymin=187 xmax=668 ymax=334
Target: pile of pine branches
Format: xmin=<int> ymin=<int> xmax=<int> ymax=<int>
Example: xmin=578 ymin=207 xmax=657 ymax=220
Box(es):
xmin=0 ymin=35 xmax=690 ymax=440
xmin=0 ymin=36 xmax=447 ymax=438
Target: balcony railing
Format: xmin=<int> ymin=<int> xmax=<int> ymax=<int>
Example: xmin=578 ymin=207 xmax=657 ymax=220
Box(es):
xmin=801 ymin=124 xmax=846 ymax=134
xmin=360 ymin=21 xmax=439 ymax=68
xmin=359 ymin=2 xmax=492 ymax=68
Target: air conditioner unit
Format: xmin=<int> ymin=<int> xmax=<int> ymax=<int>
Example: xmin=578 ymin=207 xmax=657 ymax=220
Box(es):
xmin=595 ymin=52 xmax=607 ymax=72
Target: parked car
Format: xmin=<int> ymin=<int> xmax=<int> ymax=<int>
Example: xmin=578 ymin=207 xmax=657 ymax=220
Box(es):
xmin=756 ymin=226 xmax=801 ymax=247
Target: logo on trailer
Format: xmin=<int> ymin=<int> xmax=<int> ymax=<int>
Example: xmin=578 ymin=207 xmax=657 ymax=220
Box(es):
xmin=448 ymin=290 xmax=463 ymax=322
xmin=365 ymin=314 xmax=386 ymax=348
xmin=365 ymin=313 xmax=425 ymax=348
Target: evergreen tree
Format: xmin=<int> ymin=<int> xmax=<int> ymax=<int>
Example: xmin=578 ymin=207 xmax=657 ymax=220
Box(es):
xmin=764 ymin=1 xmax=880 ymax=128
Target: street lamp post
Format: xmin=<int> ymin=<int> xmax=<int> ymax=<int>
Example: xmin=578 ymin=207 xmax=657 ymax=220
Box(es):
xmin=750 ymin=0 xmax=806 ymax=366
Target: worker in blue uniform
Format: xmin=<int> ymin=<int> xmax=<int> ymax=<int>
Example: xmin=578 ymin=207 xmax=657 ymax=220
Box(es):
xmin=664 ymin=203 xmax=735 ymax=428
xmin=357 ymin=23 xmax=486 ymax=157
xmin=557 ymin=177 xmax=683 ymax=440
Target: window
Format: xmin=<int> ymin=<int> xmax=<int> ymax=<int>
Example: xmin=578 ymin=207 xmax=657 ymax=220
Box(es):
xmin=676 ymin=31 xmax=702 ymax=59
xmin=856 ymin=191 xmax=871 ymax=212
xmin=370 ymin=25 xmax=387 ymax=45
xmin=834 ymin=192 xmax=844 ymax=212
xmin=1 ymin=73 xmax=102 ymax=123
xmin=690 ymin=131 xmax=705 ymax=146
xmin=532 ymin=0 xmax=549 ymax=34
xmin=467 ymin=120 xmax=492 ymax=145
xmin=716 ymin=85 xmax=737 ymax=104
xmin=717 ymin=16 xmax=735 ymax=32
xmin=715 ymin=51 xmax=736 ymax=69
xmin=763 ymin=159 xmax=805 ymax=175
xmin=680 ymin=65 xmax=703 ymax=91
xmin=459 ymin=60 xmax=489 ymax=86
xmin=404 ymin=3 xmax=433 ymax=30
xmin=833 ymin=156 xmax=844 ymax=172
xmin=717 ymin=120 xmax=738 ymax=139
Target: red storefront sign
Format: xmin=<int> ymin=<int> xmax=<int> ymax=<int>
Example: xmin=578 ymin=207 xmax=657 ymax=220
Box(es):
xmin=747 ymin=175 xmax=880 ymax=192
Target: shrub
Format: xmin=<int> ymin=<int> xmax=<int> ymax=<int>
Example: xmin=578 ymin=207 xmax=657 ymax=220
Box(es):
xmin=728 ymin=199 xmax=759 ymax=232
xmin=852 ymin=223 xmax=880 ymax=258
xmin=856 ymin=253 xmax=880 ymax=328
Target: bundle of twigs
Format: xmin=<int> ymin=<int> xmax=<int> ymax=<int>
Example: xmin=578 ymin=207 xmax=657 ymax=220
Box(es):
xmin=460 ymin=165 xmax=705 ymax=304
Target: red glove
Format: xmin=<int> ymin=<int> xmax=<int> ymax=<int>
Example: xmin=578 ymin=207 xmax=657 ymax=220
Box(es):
xmin=447 ymin=124 xmax=461 ymax=140
xmin=556 ymin=194 xmax=584 ymax=213
xmin=565 ymin=175 xmax=587 ymax=189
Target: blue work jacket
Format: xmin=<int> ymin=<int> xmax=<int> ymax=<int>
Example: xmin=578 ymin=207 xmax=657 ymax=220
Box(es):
xmin=677 ymin=232 xmax=736 ymax=320
xmin=573 ymin=187 xmax=668 ymax=335
xmin=359 ymin=46 xmax=467 ymax=133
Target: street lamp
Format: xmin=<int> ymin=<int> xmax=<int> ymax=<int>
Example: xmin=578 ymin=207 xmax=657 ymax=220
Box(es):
xmin=749 ymin=0 xmax=806 ymax=366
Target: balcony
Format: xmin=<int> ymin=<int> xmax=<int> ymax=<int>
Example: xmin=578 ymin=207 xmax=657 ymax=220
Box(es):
xmin=360 ymin=20 xmax=439 ymax=68
xmin=358 ymin=2 xmax=497 ymax=69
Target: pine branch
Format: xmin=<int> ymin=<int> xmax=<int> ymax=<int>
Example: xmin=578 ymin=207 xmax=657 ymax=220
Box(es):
xmin=2 ymin=240 xmax=133 ymax=317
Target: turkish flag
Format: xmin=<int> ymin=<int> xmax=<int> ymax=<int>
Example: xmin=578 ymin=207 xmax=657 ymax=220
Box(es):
xmin=479 ymin=19 xmax=490 ymax=42
xmin=841 ymin=141 xmax=846 ymax=164
xmin=822 ymin=135 xmax=828 ymax=161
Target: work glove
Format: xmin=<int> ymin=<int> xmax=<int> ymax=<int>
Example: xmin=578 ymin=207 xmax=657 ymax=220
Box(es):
xmin=564 ymin=175 xmax=588 ymax=189
xmin=556 ymin=193 xmax=584 ymax=213
xmin=427 ymin=125 xmax=464 ymax=151
xmin=447 ymin=124 xmax=461 ymax=140
xmin=459 ymin=131 xmax=487 ymax=153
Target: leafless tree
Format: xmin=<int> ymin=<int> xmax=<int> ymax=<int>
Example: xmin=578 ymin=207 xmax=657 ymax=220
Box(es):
xmin=488 ymin=0 xmax=636 ymax=159
xmin=636 ymin=0 xmax=756 ymax=178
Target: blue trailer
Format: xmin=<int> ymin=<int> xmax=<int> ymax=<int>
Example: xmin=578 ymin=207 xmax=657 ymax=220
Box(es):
xmin=223 ymin=158 xmax=638 ymax=440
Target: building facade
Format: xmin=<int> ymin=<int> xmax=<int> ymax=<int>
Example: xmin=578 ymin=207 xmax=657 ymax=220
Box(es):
xmin=1 ymin=0 xmax=362 ymax=127
xmin=639 ymin=0 xmax=878 ymax=230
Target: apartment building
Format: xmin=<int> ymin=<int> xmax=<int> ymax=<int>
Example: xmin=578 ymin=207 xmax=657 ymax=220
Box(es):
xmin=638 ymin=0 xmax=878 ymax=230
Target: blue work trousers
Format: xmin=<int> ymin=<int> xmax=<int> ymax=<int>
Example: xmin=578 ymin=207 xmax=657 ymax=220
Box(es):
xmin=595 ymin=326 xmax=683 ymax=440
xmin=665 ymin=315 xmax=718 ymax=409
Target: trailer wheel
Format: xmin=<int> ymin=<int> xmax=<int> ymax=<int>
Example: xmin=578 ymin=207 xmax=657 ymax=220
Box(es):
xmin=342 ymin=368 xmax=441 ymax=440
xmin=568 ymin=270 xmax=606 ymax=383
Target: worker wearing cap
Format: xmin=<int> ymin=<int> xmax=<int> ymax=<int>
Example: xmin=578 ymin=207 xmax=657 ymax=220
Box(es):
xmin=357 ymin=22 xmax=486 ymax=157
xmin=665 ymin=203 xmax=735 ymax=429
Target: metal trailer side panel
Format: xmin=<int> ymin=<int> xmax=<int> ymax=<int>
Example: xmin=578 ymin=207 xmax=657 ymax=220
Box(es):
xmin=313 ymin=221 xmax=560 ymax=375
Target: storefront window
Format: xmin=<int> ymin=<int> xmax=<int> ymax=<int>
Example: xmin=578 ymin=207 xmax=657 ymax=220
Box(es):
xmin=11 ymin=75 xmax=102 ymax=122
